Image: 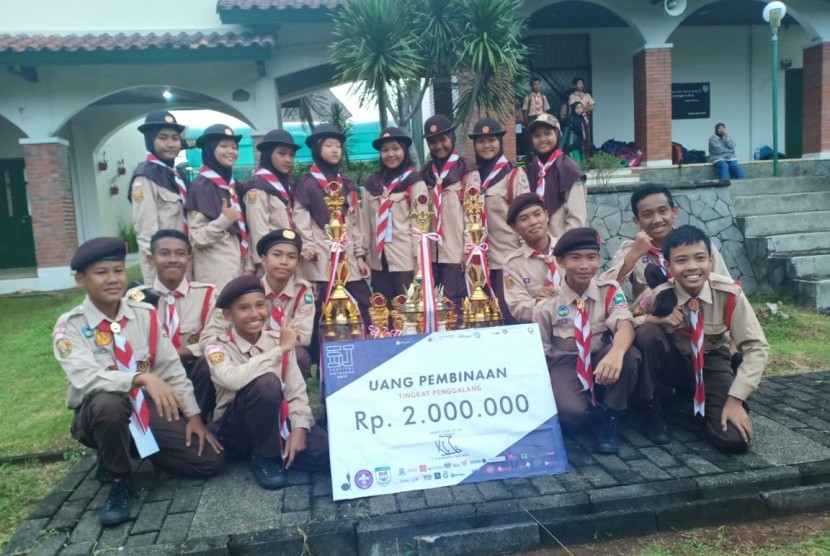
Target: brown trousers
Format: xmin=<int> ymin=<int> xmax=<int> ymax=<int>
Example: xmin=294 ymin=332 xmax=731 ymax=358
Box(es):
xmin=547 ymin=342 xmax=640 ymax=430
xmin=72 ymin=392 xmax=224 ymax=478
xmin=215 ymin=374 xmax=329 ymax=472
xmin=184 ymin=356 xmax=216 ymax=419
xmin=371 ymin=252 xmax=414 ymax=303
xmin=433 ymin=263 xmax=466 ymax=308
xmin=635 ymin=323 xmax=749 ymax=453
xmin=489 ymin=269 xmax=516 ymax=325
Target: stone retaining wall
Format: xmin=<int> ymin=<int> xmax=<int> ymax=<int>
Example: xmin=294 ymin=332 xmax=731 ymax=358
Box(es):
xmin=588 ymin=181 xmax=758 ymax=294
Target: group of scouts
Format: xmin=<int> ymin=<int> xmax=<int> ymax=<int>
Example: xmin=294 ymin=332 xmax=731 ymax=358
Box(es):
xmin=53 ymin=108 xmax=769 ymax=527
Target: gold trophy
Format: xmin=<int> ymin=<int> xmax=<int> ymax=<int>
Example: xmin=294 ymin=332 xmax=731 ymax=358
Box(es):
xmin=462 ymin=186 xmax=501 ymax=328
xmin=319 ymin=181 xmax=363 ymax=341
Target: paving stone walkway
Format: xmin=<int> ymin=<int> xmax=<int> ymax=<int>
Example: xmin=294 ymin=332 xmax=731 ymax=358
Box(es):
xmin=5 ymin=371 xmax=830 ymax=556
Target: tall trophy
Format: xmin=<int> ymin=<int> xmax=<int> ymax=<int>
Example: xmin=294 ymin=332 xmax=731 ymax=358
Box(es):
xmin=462 ymin=185 xmax=501 ymax=328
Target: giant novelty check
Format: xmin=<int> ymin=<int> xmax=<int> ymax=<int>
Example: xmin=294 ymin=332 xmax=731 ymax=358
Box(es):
xmin=324 ymin=324 xmax=568 ymax=500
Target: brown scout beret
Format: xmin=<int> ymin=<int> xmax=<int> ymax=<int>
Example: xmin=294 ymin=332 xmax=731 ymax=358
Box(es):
xmin=215 ymin=275 xmax=265 ymax=309
xmin=70 ymin=237 xmax=127 ymax=272
xmin=256 ymin=228 xmax=302 ymax=257
xmin=552 ymin=227 xmax=602 ymax=257
xmin=507 ymin=192 xmax=545 ymax=226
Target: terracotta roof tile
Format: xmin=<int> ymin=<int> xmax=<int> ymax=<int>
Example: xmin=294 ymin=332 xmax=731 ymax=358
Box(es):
xmin=216 ymin=0 xmax=344 ymax=11
xmin=0 ymin=32 xmax=275 ymax=54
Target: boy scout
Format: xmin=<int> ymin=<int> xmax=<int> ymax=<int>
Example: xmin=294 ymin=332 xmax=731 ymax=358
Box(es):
xmin=54 ymin=238 xmax=222 ymax=526
xmin=634 ymin=225 xmax=768 ymax=453
xmin=502 ymin=193 xmax=560 ymax=323
xmin=205 ymin=275 xmax=329 ymax=489
xmin=134 ymin=229 xmax=217 ymax=416
xmin=129 ymin=110 xmax=187 ymax=284
xmin=537 ymin=228 xmax=640 ymax=454
xmin=604 ymin=184 xmax=732 ymax=301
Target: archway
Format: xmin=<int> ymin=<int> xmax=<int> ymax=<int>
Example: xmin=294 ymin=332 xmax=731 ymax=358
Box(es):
xmin=0 ymin=115 xmax=35 ymax=271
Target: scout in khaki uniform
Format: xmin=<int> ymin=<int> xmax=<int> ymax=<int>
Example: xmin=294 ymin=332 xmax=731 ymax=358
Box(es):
xmin=521 ymin=77 xmax=550 ymax=125
xmin=130 ymin=229 xmax=217 ymax=417
xmin=466 ymin=118 xmax=530 ymax=323
xmin=206 ymin=275 xmax=329 ymax=489
xmin=603 ymin=184 xmax=732 ymax=302
xmin=185 ymin=124 xmax=255 ymax=291
xmin=54 ymin=238 xmax=222 ymax=526
xmin=244 ymin=129 xmax=302 ymax=273
xmin=633 ymin=225 xmax=769 ymax=453
xmin=419 ymin=115 xmax=482 ymax=307
xmin=502 ymin=193 xmax=560 ymax=323
xmin=525 ymin=113 xmax=587 ymax=238
xmin=536 ymin=228 xmax=640 ymax=454
xmin=362 ymin=127 xmax=429 ymax=301
xmin=129 ymin=110 xmax=187 ymax=284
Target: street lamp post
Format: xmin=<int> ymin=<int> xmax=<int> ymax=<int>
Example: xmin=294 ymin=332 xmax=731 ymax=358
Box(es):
xmin=763 ymin=1 xmax=787 ymax=177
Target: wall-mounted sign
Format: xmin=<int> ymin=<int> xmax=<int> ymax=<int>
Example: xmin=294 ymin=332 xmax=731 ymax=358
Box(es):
xmin=672 ymin=82 xmax=710 ymax=119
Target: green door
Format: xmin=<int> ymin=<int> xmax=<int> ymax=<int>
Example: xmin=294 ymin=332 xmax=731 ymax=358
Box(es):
xmin=0 ymin=159 xmax=36 ymax=269
xmin=785 ymin=68 xmax=803 ymax=158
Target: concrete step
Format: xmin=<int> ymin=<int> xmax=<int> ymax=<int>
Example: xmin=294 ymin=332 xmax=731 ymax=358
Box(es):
xmin=733 ymin=191 xmax=830 ymax=217
xmin=793 ymin=278 xmax=830 ymax=311
xmin=730 ymin=176 xmax=828 ymax=197
xmin=761 ymin=231 xmax=830 ymax=256
xmin=585 ymin=175 xmax=640 ymax=187
xmin=784 ymin=253 xmax=830 ymax=280
xmin=739 ymin=210 xmax=830 ymax=237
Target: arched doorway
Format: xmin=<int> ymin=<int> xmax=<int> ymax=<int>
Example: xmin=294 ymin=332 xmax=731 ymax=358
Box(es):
xmin=0 ymin=115 xmax=35 ymax=271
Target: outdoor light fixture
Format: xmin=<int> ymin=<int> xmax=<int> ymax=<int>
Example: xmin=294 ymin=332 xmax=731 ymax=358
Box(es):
xmin=664 ymin=0 xmax=686 ymax=16
xmin=162 ymin=88 xmax=173 ymax=100
xmin=763 ymin=1 xmax=786 ymax=176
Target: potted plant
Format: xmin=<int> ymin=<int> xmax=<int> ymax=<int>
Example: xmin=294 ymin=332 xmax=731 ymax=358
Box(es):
xmin=116 ymin=159 xmax=126 ymax=175
xmin=98 ymin=151 xmax=108 ymax=172
xmin=109 ymin=175 xmax=120 ymax=196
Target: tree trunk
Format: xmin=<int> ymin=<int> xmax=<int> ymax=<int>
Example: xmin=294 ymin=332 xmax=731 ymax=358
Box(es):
xmin=378 ymin=85 xmax=389 ymax=129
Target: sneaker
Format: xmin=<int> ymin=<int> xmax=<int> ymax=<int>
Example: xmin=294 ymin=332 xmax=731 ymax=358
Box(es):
xmin=251 ymin=456 xmax=287 ymax=490
xmin=594 ymin=411 xmax=620 ymax=454
xmin=645 ymin=400 xmax=671 ymax=445
xmin=100 ymin=478 xmax=132 ymax=526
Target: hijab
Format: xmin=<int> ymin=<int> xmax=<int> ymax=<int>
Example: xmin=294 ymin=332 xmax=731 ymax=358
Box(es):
xmin=363 ymin=138 xmax=419 ymax=197
xmin=293 ymin=136 xmax=357 ymax=229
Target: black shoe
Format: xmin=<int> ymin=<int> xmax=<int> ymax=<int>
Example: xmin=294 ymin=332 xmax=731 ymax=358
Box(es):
xmin=100 ymin=478 xmax=133 ymax=526
xmin=95 ymin=457 xmax=113 ymax=483
xmin=594 ymin=412 xmax=620 ymax=454
xmin=251 ymin=456 xmax=287 ymax=490
xmin=645 ymin=400 xmax=671 ymax=445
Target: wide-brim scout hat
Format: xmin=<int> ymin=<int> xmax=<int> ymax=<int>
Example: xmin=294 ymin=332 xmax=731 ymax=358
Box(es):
xmin=372 ymin=127 xmax=413 ymax=151
xmin=468 ymin=118 xmax=506 ymax=140
xmin=256 ymin=228 xmax=303 ymax=257
xmin=195 ymin=123 xmax=242 ymax=148
xmin=423 ymin=115 xmax=455 ymax=139
xmin=257 ymin=129 xmax=301 ymax=153
xmin=138 ymin=110 xmax=185 ymax=134
xmin=304 ymin=124 xmax=346 ymax=148
xmin=71 ymin=237 xmax=127 ymax=272
xmin=553 ymin=227 xmax=602 ymax=257
xmin=216 ymin=275 xmax=265 ymax=309
xmin=527 ymin=113 xmax=561 ymax=135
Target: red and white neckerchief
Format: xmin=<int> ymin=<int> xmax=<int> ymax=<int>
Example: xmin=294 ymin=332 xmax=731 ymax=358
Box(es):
xmin=253 ymin=168 xmax=294 ymax=227
xmin=688 ymin=298 xmax=706 ymax=416
xmin=478 ymin=155 xmax=509 ymax=233
xmin=97 ymin=318 xmax=159 ymax=452
xmin=267 ymin=290 xmax=289 ymax=331
xmin=530 ymin=246 xmax=562 ymax=288
xmin=430 ymin=151 xmax=460 ymax=242
xmin=147 ymin=153 xmax=189 ymax=234
xmin=648 ymin=246 xmax=672 ymax=278
xmin=310 ymin=164 xmax=356 ymax=224
xmin=375 ymin=168 xmax=413 ymax=255
xmin=163 ymin=289 xmax=185 ymax=348
xmin=533 ymin=93 xmax=542 ymax=116
xmin=534 ymin=150 xmax=564 ymax=199
xmin=229 ymin=329 xmax=291 ymax=457
xmin=199 ymin=166 xmax=249 ymax=259
xmin=411 ymin=228 xmax=441 ymax=333
xmin=573 ymin=296 xmax=596 ymax=406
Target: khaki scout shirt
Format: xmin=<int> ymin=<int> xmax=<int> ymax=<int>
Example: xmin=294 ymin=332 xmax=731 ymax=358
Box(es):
xmin=53 ymin=296 xmax=200 ymax=417
xmin=548 ymin=183 xmax=587 ymax=239
xmin=362 ymin=179 xmax=429 ymax=273
xmin=198 ymin=275 xmax=315 ymax=350
xmin=537 ymin=278 xmax=632 ymax=360
xmin=131 ymin=177 xmax=186 ymax=284
xmin=603 ymin=239 xmax=731 ymax=301
xmin=637 ymin=273 xmax=768 ymax=402
xmin=293 ymin=197 xmax=366 ymax=283
xmin=434 ymin=170 xmax=481 ymax=264
xmin=188 ymin=211 xmax=254 ymax=291
xmin=568 ymin=91 xmax=596 ymax=112
xmin=502 ymin=234 xmax=560 ymax=323
xmin=244 ymin=188 xmax=293 ymax=267
xmin=464 ymin=168 xmax=530 ymax=270
xmin=522 ymin=92 xmax=550 ymax=117
xmin=151 ymin=279 xmax=216 ymax=358
xmin=205 ymin=328 xmax=313 ymax=428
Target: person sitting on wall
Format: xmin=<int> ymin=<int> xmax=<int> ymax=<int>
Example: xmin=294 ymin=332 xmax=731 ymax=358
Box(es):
xmin=708 ymin=123 xmax=745 ymax=181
